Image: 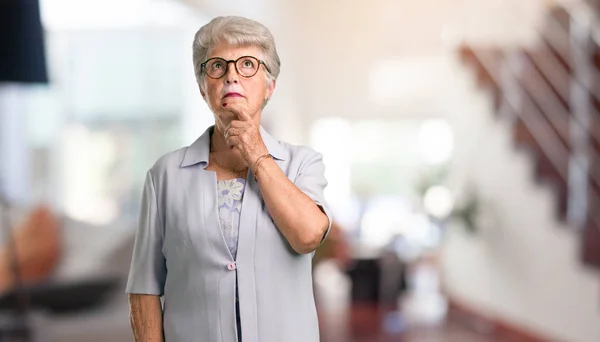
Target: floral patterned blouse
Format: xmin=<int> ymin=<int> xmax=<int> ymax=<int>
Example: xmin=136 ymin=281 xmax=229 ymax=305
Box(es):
xmin=217 ymin=178 xmax=247 ymax=260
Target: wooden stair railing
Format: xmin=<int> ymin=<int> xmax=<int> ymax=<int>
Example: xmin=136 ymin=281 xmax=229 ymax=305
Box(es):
xmin=457 ymin=3 xmax=600 ymax=269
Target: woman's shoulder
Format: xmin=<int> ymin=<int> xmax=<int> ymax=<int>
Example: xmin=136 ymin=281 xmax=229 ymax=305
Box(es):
xmin=261 ymin=127 xmax=323 ymax=165
xmin=277 ymin=141 xmax=322 ymax=161
xmin=147 ymin=146 xmax=190 ymax=177
xmin=278 ymin=141 xmax=324 ymax=167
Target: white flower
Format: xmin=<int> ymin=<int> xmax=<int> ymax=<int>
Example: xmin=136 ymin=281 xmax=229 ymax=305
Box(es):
xmin=217 ymin=179 xmax=244 ymax=207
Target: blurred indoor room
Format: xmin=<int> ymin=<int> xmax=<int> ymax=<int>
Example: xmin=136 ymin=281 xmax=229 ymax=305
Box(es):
xmin=0 ymin=0 xmax=599 ymax=341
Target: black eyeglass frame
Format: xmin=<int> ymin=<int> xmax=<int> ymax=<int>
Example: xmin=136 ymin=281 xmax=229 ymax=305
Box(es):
xmin=200 ymin=56 xmax=271 ymax=79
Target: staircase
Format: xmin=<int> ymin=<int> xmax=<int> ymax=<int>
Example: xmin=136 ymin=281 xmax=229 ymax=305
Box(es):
xmin=457 ymin=2 xmax=600 ymax=270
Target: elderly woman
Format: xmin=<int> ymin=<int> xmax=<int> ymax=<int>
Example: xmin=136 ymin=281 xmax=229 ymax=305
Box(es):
xmin=126 ymin=16 xmax=332 ymax=342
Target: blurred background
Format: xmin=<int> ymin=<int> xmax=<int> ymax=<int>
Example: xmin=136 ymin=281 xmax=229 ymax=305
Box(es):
xmin=1 ymin=0 xmax=600 ymax=341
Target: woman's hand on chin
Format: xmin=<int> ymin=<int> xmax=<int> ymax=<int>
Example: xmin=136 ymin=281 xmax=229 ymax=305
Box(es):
xmin=224 ymin=108 xmax=268 ymax=167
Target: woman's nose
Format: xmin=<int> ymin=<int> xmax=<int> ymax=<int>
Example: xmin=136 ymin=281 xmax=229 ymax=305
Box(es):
xmin=225 ymin=62 xmax=239 ymax=83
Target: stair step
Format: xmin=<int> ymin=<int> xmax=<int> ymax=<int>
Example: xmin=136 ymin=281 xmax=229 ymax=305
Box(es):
xmin=459 ymin=42 xmax=600 ymax=269
xmin=581 ymin=222 xmax=600 ymax=267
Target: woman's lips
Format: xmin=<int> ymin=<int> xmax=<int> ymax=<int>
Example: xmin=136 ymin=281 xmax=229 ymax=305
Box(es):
xmin=223 ymin=92 xmax=243 ymax=98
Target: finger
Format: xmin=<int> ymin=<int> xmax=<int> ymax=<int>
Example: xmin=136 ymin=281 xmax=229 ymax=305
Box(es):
xmin=231 ymin=141 xmax=245 ymax=154
xmin=225 ymin=122 xmax=244 ymax=140
xmin=226 ymin=135 xmax=241 ymax=148
xmin=236 ymin=109 xmax=251 ymax=121
xmin=227 ymin=120 xmax=247 ymax=129
xmin=225 ymin=127 xmax=244 ymax=140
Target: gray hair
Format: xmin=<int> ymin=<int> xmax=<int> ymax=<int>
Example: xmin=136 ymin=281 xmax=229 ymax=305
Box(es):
xmin=192 ymin=16 xmax=281 ymax=90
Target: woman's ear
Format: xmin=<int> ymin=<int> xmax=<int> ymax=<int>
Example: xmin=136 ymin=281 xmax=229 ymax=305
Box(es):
xmin=267 ymin=79 xmax=276 ymax=99
xmin=199 ymin=80 xmax=208 ymax=100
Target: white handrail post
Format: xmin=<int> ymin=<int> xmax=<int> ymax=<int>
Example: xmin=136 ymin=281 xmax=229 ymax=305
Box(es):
xmin=567 ymin=8 xmax=593 ymax=230
xmin=499 ymin=51 xmax=525 ymax=126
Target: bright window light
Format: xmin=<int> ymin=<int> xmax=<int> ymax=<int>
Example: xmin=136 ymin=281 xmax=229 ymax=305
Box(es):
xmin=418 ymin=118 xmax=453 ymax=165
xmin=41 ymin=0 xmax=200 ymax=30
xmin=368 ymin=57 xmax=446 ymax=106
xmin=310 ymin=117 xmax=352 ymax=204
xmin=423 ymin=185 xmax=454 ymax=219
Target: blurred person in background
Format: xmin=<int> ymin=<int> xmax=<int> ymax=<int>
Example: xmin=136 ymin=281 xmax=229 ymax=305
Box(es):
xmin=0 ymin=206 xmax=61 ymax=293
xmin=313 ymin=220 xmax=351 ymax=269
xmin=0 ymin=0 xmax=60 ymax=298
xmin=312 ymin=220 xmax=352 ymax=341
xmin=126 ymin=16 xmax=332 ymax=342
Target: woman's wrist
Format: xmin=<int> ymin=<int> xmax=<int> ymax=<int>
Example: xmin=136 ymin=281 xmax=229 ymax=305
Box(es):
xmin=252 ymin=153 xmax=272 ymax=180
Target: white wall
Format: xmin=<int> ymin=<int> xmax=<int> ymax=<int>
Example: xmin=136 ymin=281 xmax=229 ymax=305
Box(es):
xmin=442 ymin=55 xmax=600 ymax=342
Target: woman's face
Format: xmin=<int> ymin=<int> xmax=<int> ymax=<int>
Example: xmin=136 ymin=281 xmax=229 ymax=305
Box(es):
xmin=201 ymin=43 xmax=275 ymax=129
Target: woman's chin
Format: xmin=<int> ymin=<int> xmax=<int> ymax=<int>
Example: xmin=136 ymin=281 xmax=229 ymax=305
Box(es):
xmin=221 ymin=96 xmax=248 ymax=108
xmin=216 ymin=110 xmax=238 ymax=120
xmin=214 ymin=111 xmax=238 ymax=128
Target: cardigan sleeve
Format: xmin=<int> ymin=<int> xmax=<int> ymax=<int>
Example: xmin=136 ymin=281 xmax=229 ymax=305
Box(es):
xmin=293 ymin=149 xmax=333 ymax=244
xmin=125 ymin=170 xmax=167 ymax=296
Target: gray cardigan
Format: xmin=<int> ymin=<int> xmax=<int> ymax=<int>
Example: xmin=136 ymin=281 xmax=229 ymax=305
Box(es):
xmin=126 ymin=125 xmax=332 ymax=342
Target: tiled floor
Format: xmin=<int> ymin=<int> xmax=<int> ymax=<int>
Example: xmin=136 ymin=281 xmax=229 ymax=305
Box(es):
xmin=402 ymin=324 xmax=499 ymax=342
xmin=314 ymin=261 xmax=498 ymax=342
xmin=318 ymin=303 xmax=498 ymax=342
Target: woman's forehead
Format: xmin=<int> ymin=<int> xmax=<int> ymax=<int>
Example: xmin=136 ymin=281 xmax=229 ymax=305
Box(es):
xmin=208 ymin=43 xmax=263 ymax=59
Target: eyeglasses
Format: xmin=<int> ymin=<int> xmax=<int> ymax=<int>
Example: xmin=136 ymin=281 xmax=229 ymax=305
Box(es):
xmin=200 ymin=56 xmax=270 ymax=79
